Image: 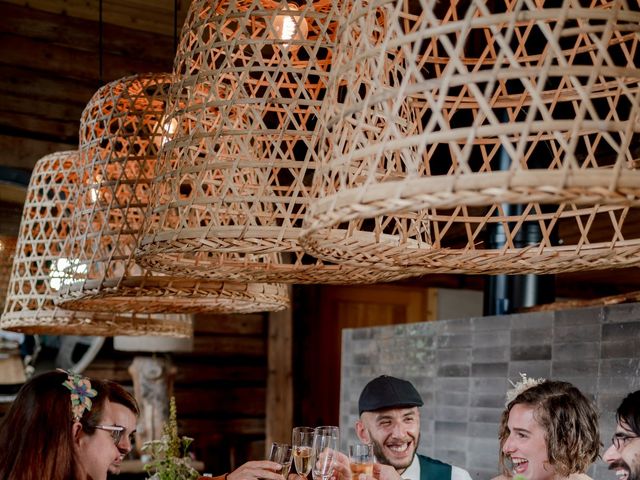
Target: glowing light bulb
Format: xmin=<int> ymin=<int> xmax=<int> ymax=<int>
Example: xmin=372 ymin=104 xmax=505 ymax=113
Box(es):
xmin=273 ymin=3 xmax=308 ymax=50
xmin=280 ymin=15 xmax=296 ymax=42
xmin=161 ymin=117 xmax=178 ymax=147
xmin=89 ymin=173 xmax=103 ymax=202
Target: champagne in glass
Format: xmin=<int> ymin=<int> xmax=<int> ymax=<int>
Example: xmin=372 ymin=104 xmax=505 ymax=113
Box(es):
xmin=269 ymin=442 xmax=293 ymax=479
xmin=292 ymin=426 xmax=315 ymax=479
xmin=312 ymin=426 xmax=339 ymax=480
xmin=349 ymin=443 xmax=374 ymax=476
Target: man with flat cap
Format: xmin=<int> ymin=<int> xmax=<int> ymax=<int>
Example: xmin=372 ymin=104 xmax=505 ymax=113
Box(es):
xmin=332 ymin=375 xmax=472 ymax=480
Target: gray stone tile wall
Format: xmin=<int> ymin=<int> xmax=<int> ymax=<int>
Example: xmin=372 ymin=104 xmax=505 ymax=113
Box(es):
xmin=340 ymin=303 xmax=640 ymax=480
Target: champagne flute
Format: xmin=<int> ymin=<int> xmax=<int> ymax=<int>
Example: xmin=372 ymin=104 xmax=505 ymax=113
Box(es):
xmin=348 ymin=443 xmax=374 ymax=476
xmin=292 ymin=426 xmax=315 ymax=480
xmin=269 ymin=442 xmax=293 ymax=478
xmin=312 ymin=426 xmax=339 ymax=480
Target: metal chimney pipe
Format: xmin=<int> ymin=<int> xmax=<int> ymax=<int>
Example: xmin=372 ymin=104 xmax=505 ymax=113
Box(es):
xmin=483 ymin=113 xmax=556 ymax=315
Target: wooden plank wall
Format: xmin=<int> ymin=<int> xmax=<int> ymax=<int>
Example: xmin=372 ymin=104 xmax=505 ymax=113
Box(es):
xmin=0 ymin=0 xmax=187 ymax=170
xmin=266 ymin=303 xmax=293 ymax=446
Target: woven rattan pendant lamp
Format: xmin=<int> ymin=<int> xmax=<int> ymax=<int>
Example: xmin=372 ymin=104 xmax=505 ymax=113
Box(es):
xmin=134 ymin=0 xmax=415 ymax=284
xmin=56 ymin=74 xmax=288 ymax=314
xmin=302 ymin=0 xmax=640 ymax=275
xmin=0 ymin=151 xmax=193 ymax=337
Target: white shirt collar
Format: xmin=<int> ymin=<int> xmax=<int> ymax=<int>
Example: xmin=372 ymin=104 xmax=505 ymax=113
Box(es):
xmin=400 ymin=454 xmax=420 ymax=480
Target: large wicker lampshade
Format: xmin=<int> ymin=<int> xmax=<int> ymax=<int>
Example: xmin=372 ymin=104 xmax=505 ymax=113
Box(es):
xmin=55 ymin=74 xmax=289 ymax=313
xmin=0 ymin=151 xmax=193 ymax=337
xmin=134 ymin=0 xmax=414 ymax=284
xmin=302 ymin=0 xmax=640 ymax=274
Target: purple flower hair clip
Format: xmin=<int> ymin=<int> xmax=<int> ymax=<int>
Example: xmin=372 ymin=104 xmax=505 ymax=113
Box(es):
xmin=58 ymin=368 xmax=98 ymax=421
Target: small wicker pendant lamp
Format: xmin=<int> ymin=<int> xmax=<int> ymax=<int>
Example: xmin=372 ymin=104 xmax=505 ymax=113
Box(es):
xmin=134 ymin=0 xmax=414 ymax=284
xmin=0 ymin=151 xmax=193 ymax=337
xmin=302 ymin=0 xmax=640 ymax=274
xmin=56 ymin=74 xmax=289 ymax=314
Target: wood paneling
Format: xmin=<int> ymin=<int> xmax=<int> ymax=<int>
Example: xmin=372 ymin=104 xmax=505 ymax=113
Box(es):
xmin=266 ymin=304 xmax=293 ymax=447
xmin=179 ymin=417 xmax=265 ymax=436
xmin=0 ymin=2 xmax=177 ymax=61
xmin=0 ymin=0 xmax=176 ymax=166
xmin=0 ymin=201 xmax=24 ymax=235
xmin=3 ymin=0 xmax=189 ymax=37
xmin=0 ymin=32 xmax=169 ymax=81
xmin=195 ymin=313 xmax=266 ymax=335
xmin=175 ymin=387 xmax=266 ymax=416
xmin=189 ymin=336 xmax=267 ymax=357
xmin=0 ymin=66 xmax=96 ymax=106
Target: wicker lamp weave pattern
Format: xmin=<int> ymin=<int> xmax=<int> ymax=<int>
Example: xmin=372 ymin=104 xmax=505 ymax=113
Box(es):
xmin=302 ymin=0 xmax=640 ymax=274
xmin=134 ymin=0 xmax=415 ymax=284
xmin=0 ymin=151 xmax=193 ymax=337
xmin=57 ymin=74 xmax=288 ymax=313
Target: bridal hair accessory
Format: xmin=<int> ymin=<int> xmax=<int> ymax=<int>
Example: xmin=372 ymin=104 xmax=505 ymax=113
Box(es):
xmin=58 ymin=368 xmax=98 ymax=421
xmin=505 ymin=372 xmax=545 ymax=406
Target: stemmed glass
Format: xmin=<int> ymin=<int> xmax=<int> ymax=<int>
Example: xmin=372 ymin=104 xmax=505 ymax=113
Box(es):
xmin=312 ymin=426 xmax=339 ymax=480
xmin=292 ymin=426 xmax=315 ymax=480
xmin=269 ymin=442 xmax=293 ymax=478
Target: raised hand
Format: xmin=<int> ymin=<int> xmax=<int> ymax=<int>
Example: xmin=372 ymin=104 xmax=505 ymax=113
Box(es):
xmin=227 ymin=461 xmax=285 ymax=480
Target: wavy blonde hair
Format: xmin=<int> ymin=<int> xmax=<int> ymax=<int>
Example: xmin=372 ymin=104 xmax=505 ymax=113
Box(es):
xmin=498 ymin=380 xmax=600 ymax=477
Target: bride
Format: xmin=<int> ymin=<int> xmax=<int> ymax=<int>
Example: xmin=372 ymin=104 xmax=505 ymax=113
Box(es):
xmin=492 ymin=377 xmax=600 ymax=480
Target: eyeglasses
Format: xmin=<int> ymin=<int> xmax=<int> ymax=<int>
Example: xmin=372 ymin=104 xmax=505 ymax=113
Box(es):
xmin=94 ymin=425 xmax=126 ymax=445
xmin=611 ymin=433 xmax=639 ymax=451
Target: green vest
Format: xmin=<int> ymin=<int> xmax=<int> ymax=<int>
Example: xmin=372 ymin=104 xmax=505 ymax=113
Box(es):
xmin=418 ymin=454 xmax=453 ymax=480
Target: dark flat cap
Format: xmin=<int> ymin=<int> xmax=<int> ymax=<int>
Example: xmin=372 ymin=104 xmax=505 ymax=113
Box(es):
xmin=358 ymin=375 xmax=424 ymax=415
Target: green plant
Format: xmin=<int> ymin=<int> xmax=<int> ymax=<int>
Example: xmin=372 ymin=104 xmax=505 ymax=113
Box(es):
xmin=142 ymin=397 xmax=200 ymax=480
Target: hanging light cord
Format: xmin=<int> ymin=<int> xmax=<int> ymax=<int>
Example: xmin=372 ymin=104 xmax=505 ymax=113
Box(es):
xmin=173 ymin=0 xmax=178 ymax=54
xmin=99 ymin=0 xmax=104 ymax=86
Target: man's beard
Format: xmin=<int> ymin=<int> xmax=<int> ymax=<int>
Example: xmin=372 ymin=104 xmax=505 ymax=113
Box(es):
xmin=369 ymin=431 xmax=420 ymax=472
xmin=609 ymin=460 xmax=640 ymax=480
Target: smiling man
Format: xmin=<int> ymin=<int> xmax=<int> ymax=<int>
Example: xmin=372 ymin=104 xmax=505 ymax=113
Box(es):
xmin=355 ymin=375 xmax=471 ymax=480
xmin=604 ymin=390 xmax=640 ymax=480
xmin=103 ymin=380 xmax=139 ymax=476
